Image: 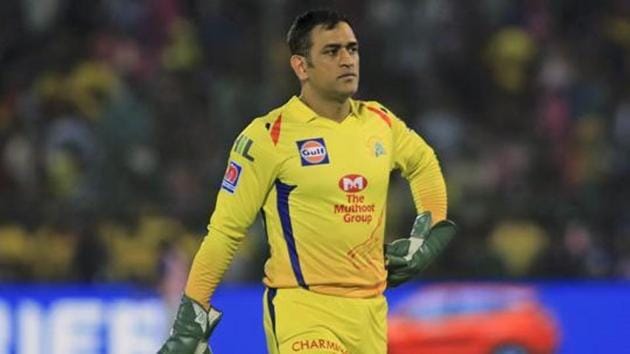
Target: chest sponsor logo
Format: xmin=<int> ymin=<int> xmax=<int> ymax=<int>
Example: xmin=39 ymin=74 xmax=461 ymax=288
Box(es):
xmin=338 ymin=174 xmax=368 ymax=193
xmin=296 ymin=138 xmax=330 ymax=166
xmin=221 ymin=160 xmax=242 ymax=193
xmin=334 ymin=173 xmax=375 ymax=224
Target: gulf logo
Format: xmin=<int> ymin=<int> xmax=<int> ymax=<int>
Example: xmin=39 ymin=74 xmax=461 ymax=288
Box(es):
xmin=296 ymin=138 xmax=330 ymax=166
xmin=339 ymin=174 xmax=368 ymax=193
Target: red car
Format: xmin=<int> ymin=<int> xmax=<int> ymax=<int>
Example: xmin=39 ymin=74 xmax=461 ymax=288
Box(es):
xmin=388 ymin=284 xmax=559 ymax=354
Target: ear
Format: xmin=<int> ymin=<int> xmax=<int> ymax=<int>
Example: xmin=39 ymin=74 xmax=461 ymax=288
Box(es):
xmin=290 ymin=55 xmax=309 ymax=81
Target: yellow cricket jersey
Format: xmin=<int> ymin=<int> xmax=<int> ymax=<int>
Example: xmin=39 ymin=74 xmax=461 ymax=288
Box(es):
xmin=186 ymin=96 xmax=447 ymax=306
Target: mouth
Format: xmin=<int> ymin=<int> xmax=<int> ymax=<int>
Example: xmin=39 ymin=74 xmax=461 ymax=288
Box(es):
xmin=338 ymin=73 xmax=357 ymax=79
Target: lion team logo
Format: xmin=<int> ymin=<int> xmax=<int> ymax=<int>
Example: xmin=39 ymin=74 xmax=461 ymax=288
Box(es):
xmin=374 ymin=142 xmax=386 ymax=157
xmin=338 ymin=174 xmax=368 ymax=193
xmin=221 ymin=160 xmax=242 ymax=193
xmin=296 ymin=138 xmax=330 ymax=166
xmin=367 ymin=136 xmax=386 ymax=158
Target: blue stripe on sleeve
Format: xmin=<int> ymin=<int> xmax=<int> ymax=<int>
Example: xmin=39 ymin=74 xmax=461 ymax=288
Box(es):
xmin=275 ymin=180 xmax=308 ymax=289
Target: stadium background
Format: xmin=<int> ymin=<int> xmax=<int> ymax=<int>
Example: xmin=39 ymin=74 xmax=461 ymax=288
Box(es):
xmin=1 ymin=0 xmax=630 ymax=353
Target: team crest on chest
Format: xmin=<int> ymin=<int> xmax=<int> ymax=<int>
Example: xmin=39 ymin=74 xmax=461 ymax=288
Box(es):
xmin=367 ymin=136 xmax=386 ymax=157
xmin=296 ymin=138 xmax=330 ymax=166
xmin=374 ymin=142 xmax=386 ymax=157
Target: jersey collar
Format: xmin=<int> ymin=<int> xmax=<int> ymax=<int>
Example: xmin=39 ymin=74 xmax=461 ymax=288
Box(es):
xmin=286 ymin=96 xmax=360 ymax=123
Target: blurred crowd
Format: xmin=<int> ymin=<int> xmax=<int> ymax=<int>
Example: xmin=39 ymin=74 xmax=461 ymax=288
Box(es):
xmin=1 ymin=0 xmax=630 ymax=286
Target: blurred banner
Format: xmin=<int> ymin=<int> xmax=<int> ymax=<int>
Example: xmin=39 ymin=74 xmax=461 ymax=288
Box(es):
xmin=1 ymin=281 xmax=629 ymax=354
xmin=0 ymin=285 xmax=167 ymax=354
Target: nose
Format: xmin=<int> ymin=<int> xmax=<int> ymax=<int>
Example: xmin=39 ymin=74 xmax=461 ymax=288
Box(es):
xmin=339 ymin=48 xmax=355 ymax=67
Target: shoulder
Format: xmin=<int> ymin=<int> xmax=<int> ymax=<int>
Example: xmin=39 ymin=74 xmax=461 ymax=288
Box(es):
xmin=355 ymin=99 xmax=403 ymax=129
xmin=357 ymin=99 xmax=396 ymax=115
xmin=227 ymin=114 xmax=277 ymax=165
xmin=239 ymin=107 xmax=283 ymax=143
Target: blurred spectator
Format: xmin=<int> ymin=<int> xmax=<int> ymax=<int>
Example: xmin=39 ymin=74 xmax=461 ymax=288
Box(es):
xmin=489 ymin=219 xmax=548 ymax=277
xmin=157 ymin=238 xmax=189 ymax=334
xmin=72 ymin=220 xmax=109 ymax=282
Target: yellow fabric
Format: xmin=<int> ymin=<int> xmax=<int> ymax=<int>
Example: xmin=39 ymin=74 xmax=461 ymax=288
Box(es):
xmin=185 ymin=96 xmax=447 ymax=306
xmin=185 ymin=228 xmax=241 ymax=307
xmin=263 ymin=288 xmax=387 ymax=354
xmin=391 ymin=108 xmax=447 ymax=222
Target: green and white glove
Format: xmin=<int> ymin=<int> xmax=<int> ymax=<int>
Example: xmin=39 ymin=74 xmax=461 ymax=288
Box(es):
xmin=158 ymin=295 xmax=222 ymax=354
xmin=385 ymin=211 xmax=456 ymax=287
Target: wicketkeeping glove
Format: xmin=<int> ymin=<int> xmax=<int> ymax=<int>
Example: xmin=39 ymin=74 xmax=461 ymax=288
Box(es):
xmin=158 ymin=295 xmax=222 ymax=354
xmin=385 ymin=211 xmax=456 ymax=287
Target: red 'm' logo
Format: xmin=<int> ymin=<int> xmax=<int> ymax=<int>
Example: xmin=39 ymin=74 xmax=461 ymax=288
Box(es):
xmin=338 ymin=174 xmax=368 ymax=192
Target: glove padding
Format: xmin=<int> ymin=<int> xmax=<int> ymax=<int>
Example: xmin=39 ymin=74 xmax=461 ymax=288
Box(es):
xmin=385 ymin=212 xmax=456 ymax=287
xmin=158 ymin=295 xmax=222 ymax=354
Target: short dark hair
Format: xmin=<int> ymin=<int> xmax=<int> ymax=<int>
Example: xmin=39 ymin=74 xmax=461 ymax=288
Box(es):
xmin=287 ymin=9 xmax=352 ymax=57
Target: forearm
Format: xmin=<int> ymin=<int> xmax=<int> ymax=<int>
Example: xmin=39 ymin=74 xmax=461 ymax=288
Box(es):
xmin=408 ymin=154 xmax=447 ymax=223
xmin=184 ymin=226 xmax=242 ymax=309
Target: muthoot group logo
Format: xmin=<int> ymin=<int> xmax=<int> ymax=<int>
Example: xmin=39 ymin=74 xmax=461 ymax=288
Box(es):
xmin=334 ymin=174 xmax=375 ymax=224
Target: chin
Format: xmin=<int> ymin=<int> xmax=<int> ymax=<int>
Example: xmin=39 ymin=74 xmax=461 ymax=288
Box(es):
xmin=332 ymin=91 xmax=356 ymax=102
xmin=337 ymin=85 xmax=359 ymax=98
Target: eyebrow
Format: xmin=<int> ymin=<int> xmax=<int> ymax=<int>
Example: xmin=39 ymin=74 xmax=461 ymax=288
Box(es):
xmin=321 ymin=41 xmax=359 ymax=51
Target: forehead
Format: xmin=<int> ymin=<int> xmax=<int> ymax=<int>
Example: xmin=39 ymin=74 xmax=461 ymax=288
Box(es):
xmin=310 ymin=22 xmax=357 ymax=48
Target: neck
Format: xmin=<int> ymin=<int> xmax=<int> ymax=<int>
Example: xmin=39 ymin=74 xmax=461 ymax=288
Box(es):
xmin=299 ymin=86 xmax=351 ymax=122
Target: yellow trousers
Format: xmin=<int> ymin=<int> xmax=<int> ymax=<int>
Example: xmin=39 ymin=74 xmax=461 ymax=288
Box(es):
xmin=263 ymin=287 xmax=387 ymax=354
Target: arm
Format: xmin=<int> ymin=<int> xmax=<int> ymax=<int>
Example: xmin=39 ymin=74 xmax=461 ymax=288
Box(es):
xmin=390 ymin=113 xmax=447 ymax=222
xmin=384 ymin=110 xmax=455 ymax=286
xmin=159 ymin=119 xmax=279 ymax=353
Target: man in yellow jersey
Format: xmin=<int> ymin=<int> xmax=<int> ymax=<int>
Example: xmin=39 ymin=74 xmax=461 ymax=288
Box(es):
xmin=159 ymin=9 xmax=456 ymax=354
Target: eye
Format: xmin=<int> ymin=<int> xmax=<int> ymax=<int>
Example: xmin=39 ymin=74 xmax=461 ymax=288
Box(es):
xmin=325 ymin=48 xmax=338 ymax=56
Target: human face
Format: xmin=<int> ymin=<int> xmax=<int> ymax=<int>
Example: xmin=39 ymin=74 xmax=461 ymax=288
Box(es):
xmin=299 ymin=22 xmax=359 ymax=101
